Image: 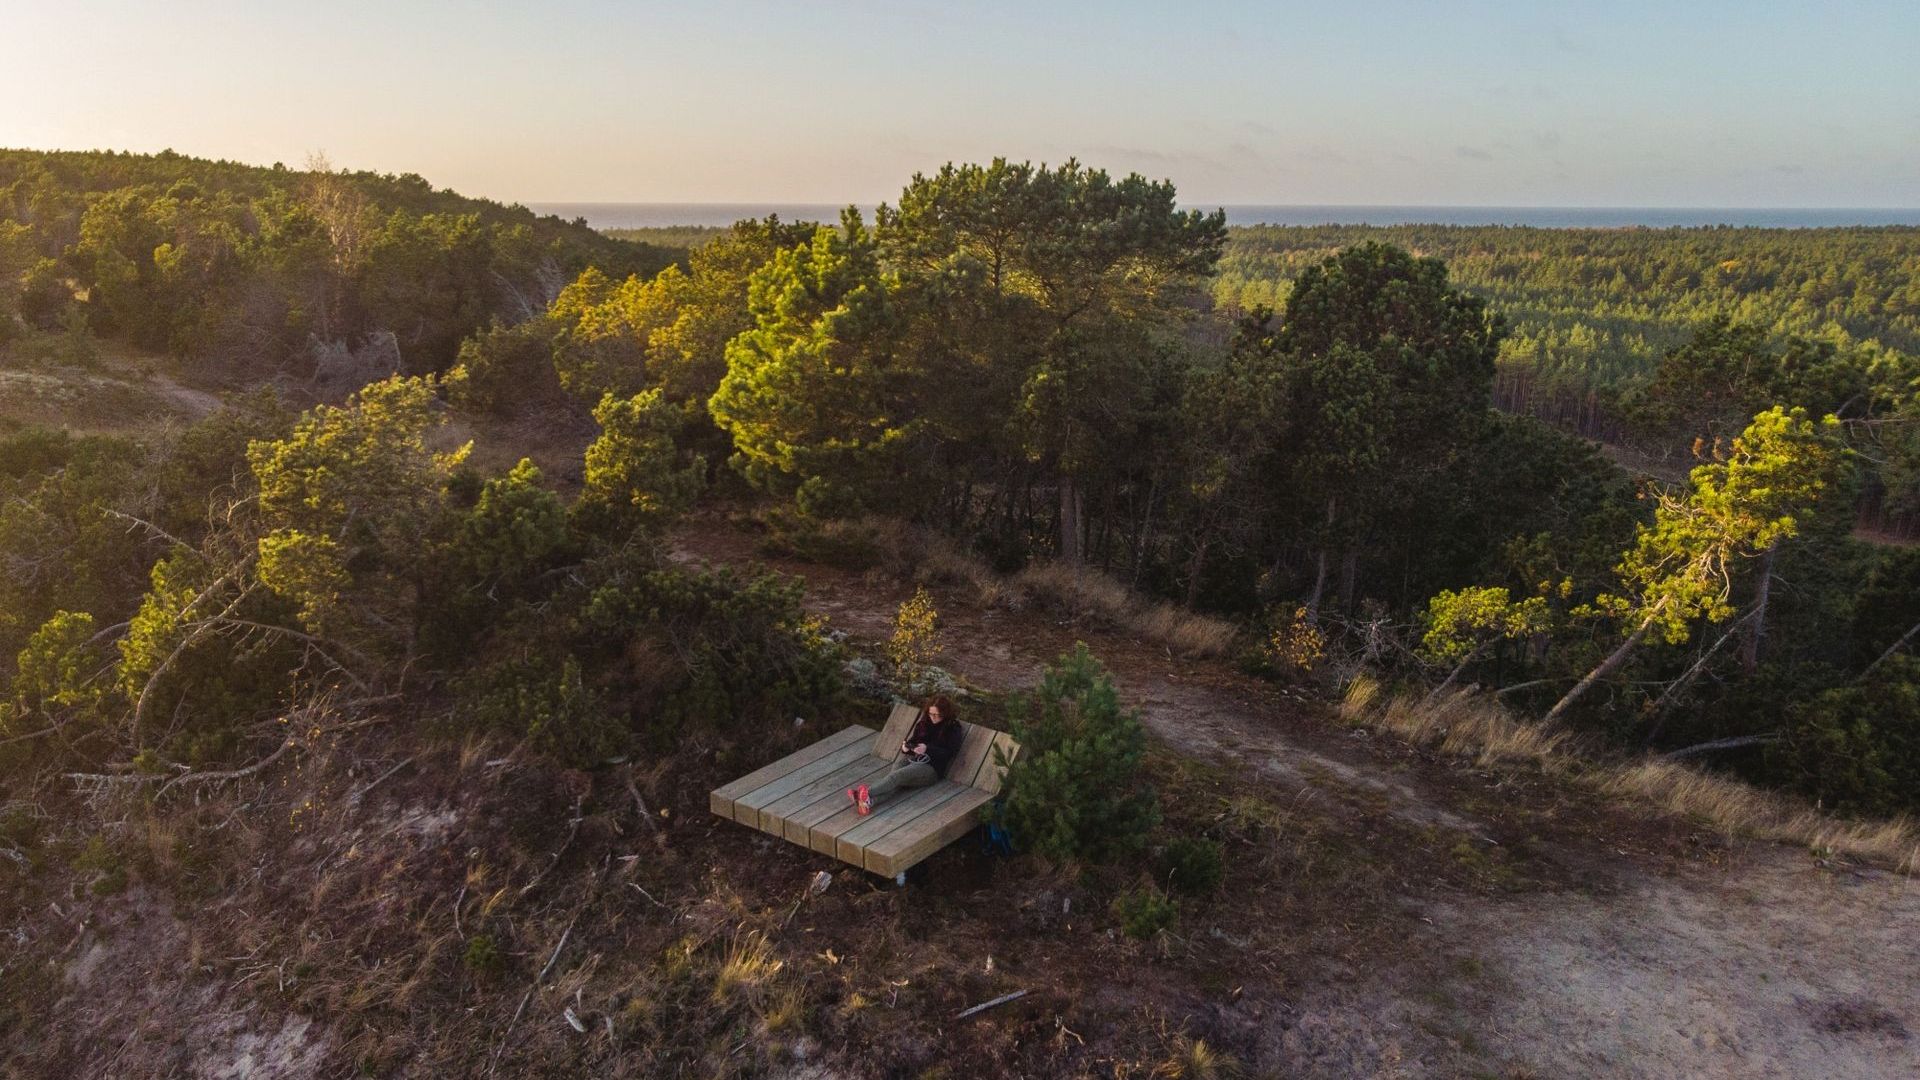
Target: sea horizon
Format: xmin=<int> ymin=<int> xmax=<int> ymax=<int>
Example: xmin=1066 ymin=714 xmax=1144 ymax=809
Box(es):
xmin=530 ymin=202 xmax=1920 ymax=231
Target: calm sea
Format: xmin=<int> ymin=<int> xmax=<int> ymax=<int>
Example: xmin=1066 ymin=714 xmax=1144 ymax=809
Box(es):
xmin=531 ymin=202 xmax=1920 ymax=231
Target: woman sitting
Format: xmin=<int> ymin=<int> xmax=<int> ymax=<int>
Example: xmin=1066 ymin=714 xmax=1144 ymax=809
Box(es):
xmin=849 ymin=696 xmax=963 ymax=815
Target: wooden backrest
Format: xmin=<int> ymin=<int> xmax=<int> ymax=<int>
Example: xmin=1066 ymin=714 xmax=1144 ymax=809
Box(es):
xmin=974 ymin=731 xmax=1019 ymax=796
xmin=944 ymin=724 xmax=999 ymax=787
xmin=872 ymin=701 xmax=923 ymax=759
xmin=872 ymin=701 xmax=1021 ymax=794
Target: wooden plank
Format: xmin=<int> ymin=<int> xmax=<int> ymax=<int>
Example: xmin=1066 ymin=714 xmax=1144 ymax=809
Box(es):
xmin=943 ymin=724 xmax=998 ymax=788
xmin=805 ymin=778 xmax=956 ymax=858
xmin=871 ymin=701 xmax=922 ymax=758
xmin=752 ymin=754 xmax=892 ymax=834
xmin=731 ymin=741 xmax=874 ymax=825
xmin=709 ymin=724 xmax=871 ymax=820
xmin=865 ymin=788 xmax=995 ymax=876
xmin=974 ymin=733 xmax=1018 ymax=796
xmin=834 ymin=783 xmax=973 ymax=865
xmin=782 ymin=759 xmax=897 ymax=843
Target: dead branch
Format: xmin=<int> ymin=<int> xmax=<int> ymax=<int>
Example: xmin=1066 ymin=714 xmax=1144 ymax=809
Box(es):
xmin=955 ymin=989 xmax=1028 ymax=1019
xmin=491 ymin=853 xmax=614 ymax=1075
xmin=67 ymin=697 xmax=357 ymax=800
xmin=518 ymin=796 xmax=586 ymax=897
xmin=1662 ymin=733 xmax=1782 ymax=761
xmin=152 ymin=735 xmax=299 ymax=800
xmin=623 ymin=766 xmax=660 ymax=835
xmin=537 ymin=921 xmax=576 ymax=984
xmin=1862 ymin=618 xmax=1920 ymax=681
xmin=0 ymin=715 xmax=79 ymax=749
xmin=1644 ymin=606 xmax=1761 ymax=743
xmin=211 ymin=617 xmax=374 ymax=692
xmin=103 ymin=509 xmax=202 ymax=559
xmin=348 ymin=755 xmax=415 ymax=806
xmin=491 ymin=990 xmax=535 ymax=1077
xmin=129 ymin=570 xmax=258 ymax=738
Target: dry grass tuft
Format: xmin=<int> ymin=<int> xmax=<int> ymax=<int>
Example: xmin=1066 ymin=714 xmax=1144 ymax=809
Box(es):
xmin=1014 ymin=561 xmax=1239 ymax=658
xmin=1353 ymin=679 xmax=1569 ymax=771
xmin=836 ymin=514 xmax=1240 ymax=656
xmin=1156 ymin=1034 xmax=1240 ymax=1079
xmin=757 ymin=986 xmax=807 ymax=1033
xmin=1339 ymin=675 xmax=1382 ymax=720
xmin=711 ymin=928 xmax=784 ymax=1004
xmin=1343 ymin=677 xmax=1919 ymax=874
xmin=898 ymin=526 xmax=1016 ymax=609
xmin=1601 ymin=761 xmax=1919 ymax=873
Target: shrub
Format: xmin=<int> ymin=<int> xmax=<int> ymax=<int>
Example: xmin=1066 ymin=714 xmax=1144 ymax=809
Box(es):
xmin=756 ymin=509 xmax=885 ymax=570
xmin=456 ymin=652 xmax=625 ymax=767
xmin=463 ymin=933 xmax=504 ymax=976
xmin=72 ymin=835 xmax=128 ymax=897
xmin=998 ymin=643 xmax=1160 ymax=863
xmin=447 ymin=318 xmax=562 ymax=416
xmin=1111 ymin=883 xmax=1178 ymax=939
xmin=18 ymin=259 xmax=70 ymax=331
xmin=452 ymin=458 xmax=570 ymax=584
xmin=1158 ymin=835 xmax=1224 ymax=896
xmin=574 ymin=389 xmax=704 ymax=540
xmin=1771 ymin=656 xmax=1920 ymax=816
xmin=886 ymin=586 xmax=943 ymax=693
xmin=14 ymin=610 xmax=106 ymax=715
xmin=578 ymin=561 xmax=845 ymax=736
xmin=1262 ymin=605 xmax=1324 ymax=676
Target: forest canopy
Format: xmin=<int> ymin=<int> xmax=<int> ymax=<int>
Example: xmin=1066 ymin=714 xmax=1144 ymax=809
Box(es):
xmin=5 ymin=149 xmax=1920 ymax=822
xmin=0 ymin=147 xmax=677 ymax=382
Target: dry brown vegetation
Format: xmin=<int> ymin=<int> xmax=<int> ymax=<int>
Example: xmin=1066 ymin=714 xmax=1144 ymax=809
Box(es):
xmin=1013 ymin=562 xmax=1241 ymax=660
xmin=2 ymin=690 xmax=1543 ymax=1078
xmin=756 ymin=514 xmax=1242 ymax=660
xmin=1340 ymin=677 xmax=1920 ymax=874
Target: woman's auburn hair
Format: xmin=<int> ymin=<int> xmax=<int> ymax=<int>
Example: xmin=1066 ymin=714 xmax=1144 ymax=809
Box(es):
xmin=924 ymin=694 xmax=956 ymax=721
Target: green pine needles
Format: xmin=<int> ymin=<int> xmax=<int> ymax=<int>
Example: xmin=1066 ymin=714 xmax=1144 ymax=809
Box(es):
xmin=998 ymin=643 xmax=1161 ymax=864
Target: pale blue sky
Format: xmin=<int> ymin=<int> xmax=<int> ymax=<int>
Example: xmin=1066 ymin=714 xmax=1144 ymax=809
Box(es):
xmin=5 ymin=1 xmax=1916 ymax=206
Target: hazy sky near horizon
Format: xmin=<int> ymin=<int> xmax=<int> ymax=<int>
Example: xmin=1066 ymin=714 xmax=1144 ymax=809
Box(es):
xmin=5 ymin=1 xmax=1918 ymax=207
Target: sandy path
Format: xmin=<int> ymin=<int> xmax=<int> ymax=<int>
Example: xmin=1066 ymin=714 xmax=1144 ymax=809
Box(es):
xmin=1462 ymin=857 xmax=1919 ymax=1077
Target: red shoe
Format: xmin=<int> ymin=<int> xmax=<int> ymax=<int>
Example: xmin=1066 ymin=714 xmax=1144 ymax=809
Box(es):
xmin=856 ymin=784 xmax=872 ymax=815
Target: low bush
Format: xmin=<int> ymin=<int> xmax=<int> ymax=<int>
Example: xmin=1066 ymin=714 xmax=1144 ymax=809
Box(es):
xmin=886 ymin=586 xmax=944 ymax=694
xmin=456 ymin=652 xmax=624 ymax=767
xmin=1771 ymin=656 xmax=1920 ymax=816
xmin=1111 ymin=883 xmax=1178 ymax=939
xmin=446 ymin=318 xmax=564 ymax=417
xmin=72 ymin=834 xmax=129 ymax=897
xmin=1158 ymin=835 xmax=1225 ymax=896
xmin=462 ymin=933 xmax=504 ymax=976
xmin=579 ymin=561 xmax=847 ymax=738
xmin=755 ymin=510 xmax=886 ymax=570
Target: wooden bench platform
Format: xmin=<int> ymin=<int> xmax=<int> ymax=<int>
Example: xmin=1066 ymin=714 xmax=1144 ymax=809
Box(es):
xmin=709 ymin=702 xmax=1018 ymax=879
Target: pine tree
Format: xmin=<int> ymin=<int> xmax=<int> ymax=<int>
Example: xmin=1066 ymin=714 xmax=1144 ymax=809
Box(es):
xmin=999 ymin=643 xmax=1160 ymax=863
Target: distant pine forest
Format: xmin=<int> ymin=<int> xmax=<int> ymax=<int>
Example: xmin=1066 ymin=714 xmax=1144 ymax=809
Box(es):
xmin=616 ymin=217 xmax=1920 ymax=466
